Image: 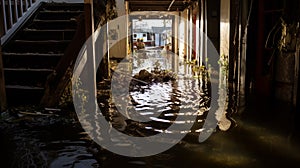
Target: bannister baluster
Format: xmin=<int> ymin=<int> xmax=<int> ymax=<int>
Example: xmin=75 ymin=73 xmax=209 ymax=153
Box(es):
xmin=25 ymin=0 xmax=28 ymax=10
xmin=20 ymin=0 xmax=23 ymax=15
xmin=14 ymin=0 xmax=18 ymax=22
xmin=1 ymin=0 xmax=42 ymax=44
xmin=1 ymin=0 xmax=7 ymax=35
xmin=8 ymin=0 xmax=13 ymax=28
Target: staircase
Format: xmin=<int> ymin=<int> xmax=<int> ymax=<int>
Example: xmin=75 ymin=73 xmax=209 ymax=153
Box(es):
xmin=1 ymin=3 xmax=84 ymax=106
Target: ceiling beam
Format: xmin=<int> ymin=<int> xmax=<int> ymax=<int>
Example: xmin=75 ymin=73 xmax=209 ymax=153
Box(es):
xmin=129 ymin=2 xmax=175 ymax=5
xmin=127 ymin=0 xmax=186 ymax=2
xmin=127 ymin=0 xmax=195 ymax=12
xmin=130 ymin=8 xmax=183 ymax=11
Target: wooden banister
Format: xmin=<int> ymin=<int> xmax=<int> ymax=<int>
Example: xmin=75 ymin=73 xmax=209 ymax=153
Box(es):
xmin=0 ymin=0 xmax=45 ymax=45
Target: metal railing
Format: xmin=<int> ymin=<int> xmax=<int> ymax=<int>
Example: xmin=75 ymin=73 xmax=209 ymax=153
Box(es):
xmin=0 ymin=0 xmax=45 ymax=45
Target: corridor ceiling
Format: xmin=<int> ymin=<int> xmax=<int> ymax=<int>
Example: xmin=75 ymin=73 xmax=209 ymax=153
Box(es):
xmin=126 ymin=0 xmax=196 ymax=11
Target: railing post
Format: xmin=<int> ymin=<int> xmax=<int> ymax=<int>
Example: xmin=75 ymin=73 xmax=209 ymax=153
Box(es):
xmin=0 ymin=0 xmax=7 ymax=111
xmin=0 ymin=46 xmax=7 ymax=112
xmin=0 ymin=0 xmax=7 ymax=36
xmin=84 ymin=0 xmax=94 ymax=39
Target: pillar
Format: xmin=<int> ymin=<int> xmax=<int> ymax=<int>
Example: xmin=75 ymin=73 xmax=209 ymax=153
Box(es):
xmin=0 ymin=46 xmax=7 ymax=111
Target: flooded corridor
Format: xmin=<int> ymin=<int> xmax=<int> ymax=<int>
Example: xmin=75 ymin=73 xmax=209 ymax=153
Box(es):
xmin=1 ymin=49 xmax=300 ymax=167
xmin=1 ymin=0 xmax=300 ymax=167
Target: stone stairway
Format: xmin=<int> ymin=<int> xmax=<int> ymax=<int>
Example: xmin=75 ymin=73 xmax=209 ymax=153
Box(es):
xmin=2 ymin=3 xmax=84 ymax=105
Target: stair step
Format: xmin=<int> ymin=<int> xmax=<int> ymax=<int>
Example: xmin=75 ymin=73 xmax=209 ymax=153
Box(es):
xmin=41 ymin=3 xmax=84 ymax=12
xmin=13 ymin=39 xmax=71 ymax=43
xmin=29 ymin=19 xmax=78 ymax=30
xmin=2 ymin=52 xmax=62 ymax=69
xmin=6 ymin=85 xmax=44 ymax=90
xmin=6 ymin=85 xmax=44 ymax=105
xmin=1 ymin=2 xmax=84 ymax=106
xmin=2 ymin=52 xmax=64 ymax=57
xmin=36 ymin=11 xmax=83 ymax=20
xmin=39 ymin=10 xmax=83 ymax=14
xmin=4 ymin=68 xmax=54 ymax=72
xmin=6 ymin=40 xmax=71 ymax=53
xmin=20 ymin=29 xmax=76 ymax=40
xmin=4 ymin=68 xmax=53 ymax=86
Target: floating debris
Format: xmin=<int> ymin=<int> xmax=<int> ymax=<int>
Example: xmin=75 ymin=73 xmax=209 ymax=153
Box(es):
xmin=132 ymin=69 xmax=177 ymax=85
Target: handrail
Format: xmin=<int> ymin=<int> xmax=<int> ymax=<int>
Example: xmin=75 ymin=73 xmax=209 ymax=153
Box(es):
xmin=0 ymin=0 xmax=46 ymax=45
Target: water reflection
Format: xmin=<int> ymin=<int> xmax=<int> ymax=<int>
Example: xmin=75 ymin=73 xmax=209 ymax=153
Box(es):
xmin=216 ymin=67 xmax=232 ymax=131
xmin=0 ymin=49 xmax=233 ymax=166
xmin=97 ymin=49 xmax=230 ymax=139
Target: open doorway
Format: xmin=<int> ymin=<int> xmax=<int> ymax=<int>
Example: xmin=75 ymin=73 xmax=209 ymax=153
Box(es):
xmin=131 ymin=16 xmax=173 ymax=51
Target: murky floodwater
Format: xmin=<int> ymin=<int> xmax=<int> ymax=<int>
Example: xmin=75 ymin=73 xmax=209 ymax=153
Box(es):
xmin=0 ymin=113 xmax=99 ymax=168
xmin=101 ymin=49 xmax=215 ymax=137
xmin=1 ymin=49 xmax=300 ymax=167
xmin=0 ymin=49 xmax=234 ymax=167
